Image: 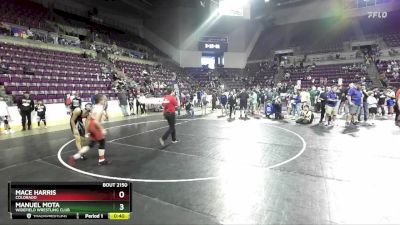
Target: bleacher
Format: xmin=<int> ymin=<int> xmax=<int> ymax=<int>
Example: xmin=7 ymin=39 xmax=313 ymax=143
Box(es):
xmin=53 ymin=9 xmax=154 ymax=59
xmin=0 ymin=0 xmax=399 ymax=106
xmin=383 ymin=33 xmax=400 ymax=47
xmin=116 ymin=60 xmax=195 ymax=93
xmin=285 ymin=63 xmax=369 ymax=88
xmin=0 ymin=42 xmax=115 ymax=103
xmin=249 ymin=10 xmax=400 ymax=60
xmin=376 ymin=60 xmax=400 ymax=87
xmin=216 ymin=68 xmax=243 ymax=90
xmin=185 ymin=68 xmax=211 ymax=87
xmin=245 ymin=62 xmax=277 ymax=87
xmin=0 ymin=0 xmax=50 ymax=30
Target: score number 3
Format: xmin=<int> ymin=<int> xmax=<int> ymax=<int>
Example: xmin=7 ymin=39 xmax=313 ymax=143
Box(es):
xmin=119 ymin=191 xmax=125 ymax=211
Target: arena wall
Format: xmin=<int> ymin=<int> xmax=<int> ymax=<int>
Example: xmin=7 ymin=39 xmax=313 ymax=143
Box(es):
xmin=5 ymin=100 xmax=121 ymax=129
xmin=179 ymin=51 xmax=202 ymax=68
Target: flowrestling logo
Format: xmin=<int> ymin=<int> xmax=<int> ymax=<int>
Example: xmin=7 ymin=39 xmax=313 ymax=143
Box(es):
xmin=368 ymin=11 xmax=388 ymax=19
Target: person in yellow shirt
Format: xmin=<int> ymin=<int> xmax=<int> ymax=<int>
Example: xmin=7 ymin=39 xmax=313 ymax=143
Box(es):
xmin=300 ymin=88 xmax=311 ymax=109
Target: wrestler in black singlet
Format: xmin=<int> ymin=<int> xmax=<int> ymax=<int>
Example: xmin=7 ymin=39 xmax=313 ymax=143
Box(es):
xmin=70 ymin=109 xmax=86 ymax=137
xmin=70 ymin=103 xmax=91 ymax=137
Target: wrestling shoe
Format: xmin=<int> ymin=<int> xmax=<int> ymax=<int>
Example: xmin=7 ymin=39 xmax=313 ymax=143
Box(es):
xmin=98 ymin=160 xmax=111 ymax=166
xmin=80 ymin=154 xmax=88 ymax=160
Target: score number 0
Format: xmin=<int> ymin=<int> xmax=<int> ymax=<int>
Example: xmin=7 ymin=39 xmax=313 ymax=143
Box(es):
xmin=119 ymin=191 xmax=125 ymax=211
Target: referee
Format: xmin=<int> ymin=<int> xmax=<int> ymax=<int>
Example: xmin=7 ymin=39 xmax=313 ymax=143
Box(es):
xmin=159 ymin=88 xmax=179 ymax=146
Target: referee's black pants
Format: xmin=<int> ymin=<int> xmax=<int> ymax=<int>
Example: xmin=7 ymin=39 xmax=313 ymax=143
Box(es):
xmin=20 ymin=110 xmax=32 ymax=129
xmin=162 ymin=112 xmax=176 ymax=141
xmin=229 ymin=105 xmax=235 ymax=118
xmin=319 ymin=103 xmax=326 ymax=123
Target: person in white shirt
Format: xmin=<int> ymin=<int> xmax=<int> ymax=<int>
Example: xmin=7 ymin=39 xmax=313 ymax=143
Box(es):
xmin=0 ymin=96 xmax=13 ymax=134
xmin=300 ymin=88 xmax=311 ymax=109
xmin=367 ymin=91 xmax=378 ymax=125
xmin=201 ymin=91 xmax=208 ymax=115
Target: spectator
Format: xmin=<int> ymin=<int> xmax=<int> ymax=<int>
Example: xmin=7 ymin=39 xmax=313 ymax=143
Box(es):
xmin=196 ymin=90 xmax=202 ymax=107
xmin=358 ymin=85 xmax=369 ymax=123
xmin=367 ymin=91 xmax=378 ymax=125
xmin=309 ymin=86 xmax=318 ymax=107
xmin=259 ymin=90 xmax=265 ymax=113
xmin=0 ymin=57 xmax=9 ymax=74
xmin=18 ymin=92 xmax=34 ymax=131
xmin=103 ymin=97 xmax=109 ymax=122
xmin=136 ymin=93 xmax=146 ymax=115
xmin=238 ymin=89 xmax=249 ymax=119
xmin=376 ymin=90 xmax=386 ymax=116
xmin=387 ymin=95 xmax=396 ymax=118
xmin=117 ymin=90 xmax=129 ymax=117
xmin=35 ymin=100 xmax=47 ymax=128
xmin=64 ymin=93 xmax=72 ymax=115
xmin=273 ymin=96 xmax=283 ymax=120
xmin=128 ymin=92 xmax=136 ymax=116
xmin=395 ymin=87 xmax=400 ymax=126
xmin=325 ymin=85 xmax=338 ymax=126
xmin=70 ymin=93 xmax=82 ymax=112
xmin=338 ymin=86 xmax=349 ymax=116
xmin=284 ymin=72 xmax=290 ymax=79
xmin=228 ymin=91 xmax=236 ymax=119
xmin=211 ymin=92 xmax=217 ymax=111
xmin=346 ymin=83 xmax=363 ymax=126
xmin=300 ymin=88 xmax=311 ymax=109
xmin=91 ymin=91 xmax=98 ymax=105
xmin=318 ymin=87 xmax=327 ymax=124
xmin=23 ymin=65 xmax=34 ymax=75
xmin=290 ymin=89 xmax=301 ymax=119
xmin=0 ymin=96 xmax=13 ymax=134
xmin=185 ymin=100 xmax=194 ymax=118
xmin=296 ymin=105 xmax=314 ymax=124
xmin=201 ymin=91 xmax=208 ymax=115
xmin=250 ymin=91 xmax=258 ymax=115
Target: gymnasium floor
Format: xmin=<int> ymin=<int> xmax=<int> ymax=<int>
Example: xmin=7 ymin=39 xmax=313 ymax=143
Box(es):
xmin=1 ymin=111 xmax=400 ymax=225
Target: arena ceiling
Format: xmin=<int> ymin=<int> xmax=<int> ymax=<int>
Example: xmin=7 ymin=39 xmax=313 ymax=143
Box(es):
xmin=79 ymin=0 xmax=202 ymax=17
xmin=75 ymin=0 xmax=315 ymax=18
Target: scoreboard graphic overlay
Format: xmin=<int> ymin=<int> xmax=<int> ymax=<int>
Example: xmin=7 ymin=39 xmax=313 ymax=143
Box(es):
xmin=8 ymin=182 xmax=132 ymax=220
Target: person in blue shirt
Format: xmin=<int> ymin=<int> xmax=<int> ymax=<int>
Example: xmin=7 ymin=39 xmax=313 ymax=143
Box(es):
xmin=387 ymin=96 xmax=396 ymax=117
xmin=90 ymin=91 xmax=98 ymax=105
xmin=197 ymin=91 xmax=202 ymax=107
xmin=290 ymin=89 xmax=301 ymax=119
xmin=325 ymin=85 xmax=339 ymax=126
xmin=220 ymin=91 xmax=228 ymax=116
xmin=346 ymin=83 xmax=363 ymax=126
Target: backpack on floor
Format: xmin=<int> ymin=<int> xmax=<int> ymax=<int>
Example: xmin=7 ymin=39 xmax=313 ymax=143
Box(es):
xmin=220 ymin=95 xmax=227 ymax=105
xmin=265 ymin=103 xmax=274 ymax=116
